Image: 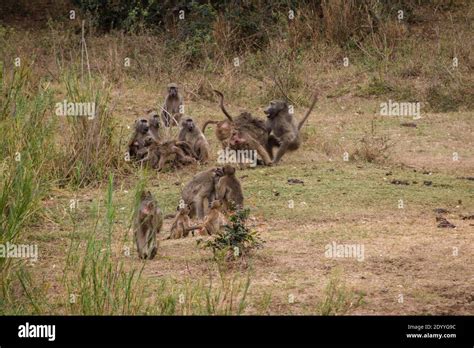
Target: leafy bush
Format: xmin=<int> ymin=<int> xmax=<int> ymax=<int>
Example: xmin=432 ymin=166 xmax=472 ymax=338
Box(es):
xmin=198 ymin=208 xmax=264 ymax=261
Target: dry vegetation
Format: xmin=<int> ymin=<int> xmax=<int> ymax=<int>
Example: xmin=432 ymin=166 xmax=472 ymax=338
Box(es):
xmin=0 ymin=0 xmax=473 ymax=315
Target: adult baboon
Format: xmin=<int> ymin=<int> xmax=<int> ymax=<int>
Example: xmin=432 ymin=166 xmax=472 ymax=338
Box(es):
xmin=162 ymin=83 xmax=184 ymax=127
xmin=216 ymin=165 xmax=244 ymax=211
xmin=264 ymin=93 xmax=319 ymax=164
xmin=135 ymin=191 xmax=163 ymax=260
xmin=181 ymin=167 xmax=225 ymax=219
xmin=178 ymin=117 xmax=210 ymax=162
xmin=187 ymin=200 xmax=227 ymax=236
xmin=168 ymin=205 xmax=191 ymax=239
xmin=128 ymin=118 xmax=151 ymax=159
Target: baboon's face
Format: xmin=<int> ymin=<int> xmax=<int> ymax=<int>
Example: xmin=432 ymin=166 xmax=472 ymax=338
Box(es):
xmin=183 ymin=118 xmax=195 ymax=132
xmin=136 ymin=118 xmax=150 ymax=134
xmin=168 ymin=86 xmax=178 ymax=97
xmin=230 ymin=130 xmax=245 ymax=146
xmin=264 ymin=100 xmax=288 ymax=118
xmin=223 ymin=164 xmax=236 ymax=175
xmin=149 ymin=113 xmax=160 ymax=128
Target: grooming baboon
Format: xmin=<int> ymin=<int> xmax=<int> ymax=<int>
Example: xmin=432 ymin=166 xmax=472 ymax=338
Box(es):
xmin=135 ymin=191 xmax=163 ymax=260
xmin=147 ymin=110 xmax=162 ymax=141
xmin=178 ymin=117 xmax=210 ymax=162
xmin=264 ymin=93 xmax=319 ymax=164
xmin=181 ymin=167 xmax=225 ymax=219
xmin=168 ymin=205 xmax=191 ymax=239
xmin=187 ymin=200 xmax=227 ymax=236
xmin=128 ymin=118 xmax=152 ymax=159
xmin=162 ymin=83 xmax=184 ymax=127
xmin=141 ymin=140 xmax=197 ymax=171
xmin=216 ymin=165 xmax=244 ymax=211
xmin=204 ymin=90 xmax=272 ymax=165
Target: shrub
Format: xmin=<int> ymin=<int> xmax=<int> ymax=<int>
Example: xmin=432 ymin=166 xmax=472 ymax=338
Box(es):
xmin=198 ymin=208 xmax=264 ymax=262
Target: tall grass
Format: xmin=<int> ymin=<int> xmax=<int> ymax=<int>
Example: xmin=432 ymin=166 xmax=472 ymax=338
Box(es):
xmin=0 ymin=65 xmax=56 ymax=313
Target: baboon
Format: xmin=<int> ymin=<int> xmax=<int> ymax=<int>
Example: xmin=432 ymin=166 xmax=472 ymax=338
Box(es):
xmin=187 ymin=200 xmax=227 ymax=236
xmin=216 ymin=165 xmax=244 ymax=211
xmin=162 ymin=83 xmax=184 ymax=127
xmin=128 ymin=118 xmax=151 ymax=159
xmin=178 ymin=117 xmax=210 ymax=162
xmin=168 ymin=205 xmax=191 ymax=239
xmin=204 ymin=90 xmax=273 ymax=165
xmin=181 ymin=167 xmax=225 ymax=219
xmin=141 ymin=140 xmax=197 ymax=171
xmin=135 ymin=191 xmax=163 ymax=260
xmin=147 ymin=110 xmax=162 ymax=141
xmin=264 ymin=93 xmax=319 ymax=164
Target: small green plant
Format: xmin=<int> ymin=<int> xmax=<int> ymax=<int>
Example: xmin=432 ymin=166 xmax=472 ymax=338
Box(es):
xmin=198 ymin=208 xmax=264 ymax=261
xmin=317 ymin=269 xmax=365 ymax=315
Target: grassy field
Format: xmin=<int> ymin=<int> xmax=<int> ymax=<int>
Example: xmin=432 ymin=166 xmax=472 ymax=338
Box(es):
xmin=0 ymin=1 xmax=473 ymax=315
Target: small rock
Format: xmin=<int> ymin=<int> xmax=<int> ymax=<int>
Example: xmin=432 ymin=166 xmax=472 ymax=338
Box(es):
xmin=423 ymin=180 xmax=432 ymax=186
xmin=436 ymin=216 xmax=456 ymax=228
xmin=434 ymin=208 xmax=449 ymax=214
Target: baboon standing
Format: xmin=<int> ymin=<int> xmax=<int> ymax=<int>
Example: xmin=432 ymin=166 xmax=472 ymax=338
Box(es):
xmin=264 ymin=93 xmax=318 ymax=164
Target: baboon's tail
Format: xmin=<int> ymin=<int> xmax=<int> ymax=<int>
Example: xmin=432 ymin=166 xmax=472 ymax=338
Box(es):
xmin=213 ymin=90 xmax=234 ymax=122
xmin=202 ymin=120 xmax=219 ymax=133
xmin=297 ymin=92 xmax=319 ymax=131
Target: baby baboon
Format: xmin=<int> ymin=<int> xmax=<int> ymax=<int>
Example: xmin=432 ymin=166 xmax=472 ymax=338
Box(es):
xmin=181 ymin=167 xmax=225 ymax=219
xmin=216 ymin=165 xmax=244 ymax=211
xmin=178 ymin=117 xmax=210 ymax=163
xmin=135 ymin=191 xmax=163 ymax=260
xmin=264 ymin=93 xmax=319 ymax=164
xmin=128 ymin=118 xmax=151 ymax=159
xmin=187 ymin=200 xmax=227 ymax=236
xmin=168 ymin=205 xmax=191 ymax=239
xmin=147 ymin=110 xmax=162 ymax=142
xmin=202 ymin=119 xmax=232 ymax=149
xmin=161 ymin=83 xmax=184 ymax=127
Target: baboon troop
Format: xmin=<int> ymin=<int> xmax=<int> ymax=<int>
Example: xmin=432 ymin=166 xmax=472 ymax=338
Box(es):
xmin=128 ymin=83 xmax=317 ymax=257
xmin=135 ymin=191 xmax=163 ymax=260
